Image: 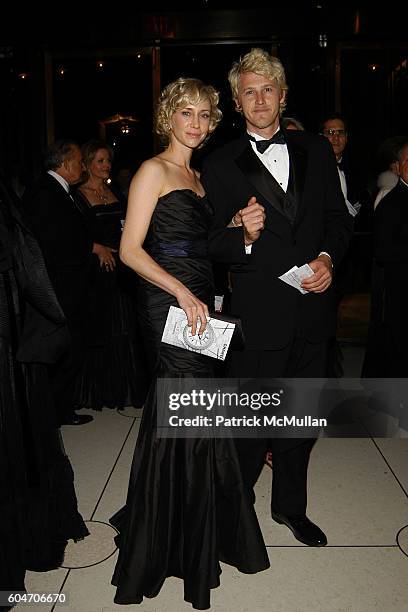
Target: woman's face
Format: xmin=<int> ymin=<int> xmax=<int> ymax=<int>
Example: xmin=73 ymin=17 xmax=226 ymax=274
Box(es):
xmin=89 ymin=148 xmax=112 ymax=180
xmin=169 ymin=99 xmax=211 ymax=149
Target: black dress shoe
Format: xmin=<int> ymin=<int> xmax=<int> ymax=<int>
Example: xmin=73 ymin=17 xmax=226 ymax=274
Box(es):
xmin=61 ymin=412 xmax=94 ymax=426
xmin=271 ymin=512 xmax=327 ymax=547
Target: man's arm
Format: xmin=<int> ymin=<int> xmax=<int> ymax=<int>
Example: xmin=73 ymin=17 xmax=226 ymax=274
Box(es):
xmin=302 ymin=140 xmax=353 ymax=294
xmin=25 ymin=189 xmax=71 ymax=267
xmin=319 ymin=139 xmax=354 ymax=267
xmin=202 ymin=161 xmax=249 ymax=264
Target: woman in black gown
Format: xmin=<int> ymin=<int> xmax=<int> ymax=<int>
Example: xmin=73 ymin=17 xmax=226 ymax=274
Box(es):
xmin=110 ymin=77 xmax=269 ymax=610
xmin=74 ymin=140 xmax=148 ymax=410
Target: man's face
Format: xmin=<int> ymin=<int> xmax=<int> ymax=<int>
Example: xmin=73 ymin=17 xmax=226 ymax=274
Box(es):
xmin=398 ymin=145 xmax=408 ymax=184
xmin=322 ymin=119 xmax=348 ymax=161
xmin=64 ymin=146 xmax=84 ymax=184
xmin=235 ymin=71 xmax=285 ymax=136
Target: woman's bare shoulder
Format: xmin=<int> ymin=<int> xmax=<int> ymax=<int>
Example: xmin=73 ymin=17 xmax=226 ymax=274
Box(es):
xmin=138 ymin=156 xmax=166 ymax=172
xmin=133 ymin=157 xmax=167 ymax=183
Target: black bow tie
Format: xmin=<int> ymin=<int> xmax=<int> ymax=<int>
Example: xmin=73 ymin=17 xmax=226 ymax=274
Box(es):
xmin=248 ymin=131 xmax=286 ymax=153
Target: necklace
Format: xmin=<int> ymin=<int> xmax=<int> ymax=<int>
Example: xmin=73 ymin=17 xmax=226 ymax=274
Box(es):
xmin=88 ymin=185 xmax=110 ymax=205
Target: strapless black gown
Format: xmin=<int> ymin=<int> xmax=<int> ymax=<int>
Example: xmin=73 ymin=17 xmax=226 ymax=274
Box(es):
xmin=74 ymin=195 xmax=149 ymax=409
xmin=110 ymin=190 xmax=269 ymax=610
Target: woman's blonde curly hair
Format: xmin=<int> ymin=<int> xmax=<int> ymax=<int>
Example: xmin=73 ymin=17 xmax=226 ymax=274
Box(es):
xmin=155 ymin=77 xmax=222 ymax=145
xmin=228 ymin=48 xmax=288 ymax=115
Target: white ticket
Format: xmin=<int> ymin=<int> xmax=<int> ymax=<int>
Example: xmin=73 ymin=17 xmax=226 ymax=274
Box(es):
xmin=161 ymin=306 xmax=235 ymax=361
xmin=278 ymin=263 xmax=314 ymax=294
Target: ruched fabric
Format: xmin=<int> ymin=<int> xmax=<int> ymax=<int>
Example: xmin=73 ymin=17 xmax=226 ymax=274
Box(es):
xmin=110 ymin=189 xmax=269 ymax=609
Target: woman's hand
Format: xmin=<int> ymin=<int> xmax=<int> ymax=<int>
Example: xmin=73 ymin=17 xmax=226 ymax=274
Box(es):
xmin=93 ymin=243 xmax=117 ymax=271
xmin=175 ymin=286 xmax=209 ymax=336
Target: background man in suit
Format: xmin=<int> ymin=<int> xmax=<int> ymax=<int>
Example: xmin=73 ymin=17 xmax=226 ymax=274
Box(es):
xmin=362 ymin=138 xmax=408 ymax=380
xmin=320 ymin=112 xmax=372 ymax=231
xmin=202 ymin=48 xmax=353 ymax=547
xmin=320 ymin=113 xmax=361 ymax=218
xmin=320 ymin=113 xmax=374 ymax=376
xmin=372 ymin=140 xmax=408 ymax=376
xmin=24 ymin=140 xmax=94 ymax=426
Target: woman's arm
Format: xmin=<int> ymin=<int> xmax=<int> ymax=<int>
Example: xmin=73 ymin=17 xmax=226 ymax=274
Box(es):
xmin=120 ymin=161 xmax=208 ymax=335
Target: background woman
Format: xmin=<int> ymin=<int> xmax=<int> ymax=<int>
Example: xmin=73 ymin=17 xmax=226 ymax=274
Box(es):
xmin=74 ymin=140 xmax=148 ymax=410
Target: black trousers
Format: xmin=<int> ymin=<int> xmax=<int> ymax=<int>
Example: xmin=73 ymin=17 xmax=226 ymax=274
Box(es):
xmin=49 ymin=316 xmax=86 ymax=425
xmin=229 ymin=338 xmax=328 ymax=515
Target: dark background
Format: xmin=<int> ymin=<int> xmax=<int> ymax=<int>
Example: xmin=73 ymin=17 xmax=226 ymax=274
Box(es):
xmin=0 ymin=2 xmax=406 ymax=192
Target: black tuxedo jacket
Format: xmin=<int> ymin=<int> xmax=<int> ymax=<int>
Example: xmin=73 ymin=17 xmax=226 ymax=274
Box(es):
xmin=202 ymin=130 xmax=353 ymax=350
xmin=374 ymin=180 xmax=408 ymax=349
xmin=23 ymin=173 xmax=93 ymax=321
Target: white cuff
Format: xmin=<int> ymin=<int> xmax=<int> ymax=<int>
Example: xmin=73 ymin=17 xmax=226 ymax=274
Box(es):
xmin=318 ymin=251 xmax=333 ymax=268
xmin=345 ymin=199 xmax=359 ymax=217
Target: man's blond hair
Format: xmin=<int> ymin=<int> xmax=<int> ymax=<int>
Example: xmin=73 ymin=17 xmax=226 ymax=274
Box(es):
xmin=228 ymin=48 xmax=288 ymax=114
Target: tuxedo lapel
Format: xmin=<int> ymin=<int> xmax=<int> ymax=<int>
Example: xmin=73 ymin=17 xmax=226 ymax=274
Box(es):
xmin=45 ymin=173 xmax=74 ymax=210
xmin=234 ymin=143 xmax=288 ymax=219
xmin=285 ymin=132 xmax=308 ymax=224
xmin=45 ymin=174 xmax=89 ymax=229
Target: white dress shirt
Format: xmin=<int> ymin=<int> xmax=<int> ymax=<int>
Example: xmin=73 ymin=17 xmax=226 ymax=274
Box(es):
xmin=336 ymin=160 xmax=359 ymax=217
xmin=247 ymin=129 xmax=289 ymax=192
xmin=245 ymin=130 xmax=288 ymax=254
xmin=243 ymin=131 xmax=332 ymax=266
xmin=47 ymin=170 xmax=70 ymax=194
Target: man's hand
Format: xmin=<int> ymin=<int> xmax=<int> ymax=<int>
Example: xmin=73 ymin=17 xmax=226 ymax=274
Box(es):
xmin=301 ymin=254 xmax=333 ymax=293
xmin=239 ymin=196 xmax=265 ymax=245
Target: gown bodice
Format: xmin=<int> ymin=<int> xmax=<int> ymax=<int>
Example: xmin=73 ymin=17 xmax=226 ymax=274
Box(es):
xmin=74 ymin=188 xmax=126 ymax=249
xmin=141 ymin=188 xmax=215 ymax=308
xmin=144 ymin=188 xmax=213 ymax=260
xmin=138 ymin=188 xmax=215 ymax=373
xmin=88 ymin=201 xmax=125 ymax=249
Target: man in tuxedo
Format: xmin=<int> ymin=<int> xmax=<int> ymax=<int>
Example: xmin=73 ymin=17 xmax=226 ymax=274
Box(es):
xmin=320 ymin=113 xmax=361 ymax=218
xmin=320 ymin=113 xmax=374 ymax=375
xmin=24 ymin=140 xmax=93 ymax=426
xmin=202 ymin=48 xmax=352 ymax=546
xmin=373 ymin=141 xmax=408 ymax=376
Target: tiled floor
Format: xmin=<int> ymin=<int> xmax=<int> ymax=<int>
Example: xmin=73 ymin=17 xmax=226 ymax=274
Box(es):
xmin=20 ymin=345 xmax=408 ymax=612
